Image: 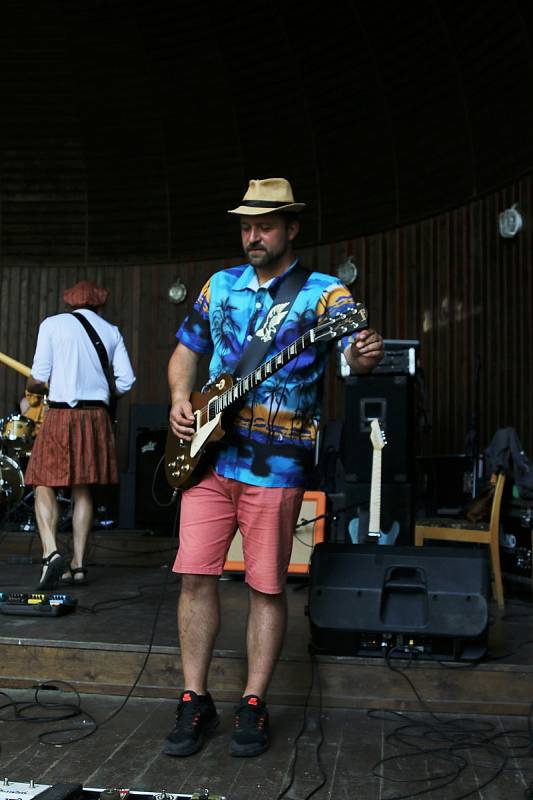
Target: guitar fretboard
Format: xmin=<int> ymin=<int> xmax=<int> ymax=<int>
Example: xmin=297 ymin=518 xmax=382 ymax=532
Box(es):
xmin=204 ymin=304 xmax=367 ymax=422
xmin=209 ymin=329 xmax=315 ymax=419
xmin=368 ymin=448 xmax=382 ymax=535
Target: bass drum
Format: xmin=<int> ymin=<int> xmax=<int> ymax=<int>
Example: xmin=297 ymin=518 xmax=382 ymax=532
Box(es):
xmin=0 ymin=453 xmax=24 ymax=508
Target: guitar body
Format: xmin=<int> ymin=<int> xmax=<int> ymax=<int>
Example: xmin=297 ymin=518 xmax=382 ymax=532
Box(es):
xmin=165 ymin=373 xmax=233 ymax=491
xmin=348 ymin=516 xmax=400 ymax=546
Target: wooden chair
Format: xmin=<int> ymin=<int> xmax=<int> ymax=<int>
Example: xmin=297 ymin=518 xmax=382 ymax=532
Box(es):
xmin=415 ymin=473 xmax=506 ymax=609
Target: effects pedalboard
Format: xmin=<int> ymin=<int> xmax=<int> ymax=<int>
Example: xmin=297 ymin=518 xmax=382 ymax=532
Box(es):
xmin=0 ymin=781 xmax=226 ymax=800
xmin=0 ymin=592 xmax=77 ymax=616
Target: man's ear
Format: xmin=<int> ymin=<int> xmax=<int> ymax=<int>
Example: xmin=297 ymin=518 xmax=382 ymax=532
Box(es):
xmin=287 ymin=220 xmax=300 ymax=241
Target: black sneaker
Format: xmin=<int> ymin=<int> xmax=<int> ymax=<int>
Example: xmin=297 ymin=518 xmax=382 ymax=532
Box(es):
xmin=230 ymin=694 xmax=270 ymax=757
xmin=164 ymin=690 xmax=219 ymax=756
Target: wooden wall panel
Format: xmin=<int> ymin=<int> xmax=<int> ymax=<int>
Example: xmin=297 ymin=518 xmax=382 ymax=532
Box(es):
xmin=1 ymin=177 xmax=532 ymax=468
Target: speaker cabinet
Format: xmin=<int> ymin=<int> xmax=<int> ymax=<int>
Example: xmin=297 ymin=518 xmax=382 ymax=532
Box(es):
xmin=342 ymin=375 xmax=414 ymax=483
xmin=135 ymin=428 xmax=178 ymax=535
xmin=224 ymin=490 xmax=326 ymax=575
xmin=127 ymin=404 xmax=169 ymax=472
xmin=308 ymin=543 xmax=490 ymax=661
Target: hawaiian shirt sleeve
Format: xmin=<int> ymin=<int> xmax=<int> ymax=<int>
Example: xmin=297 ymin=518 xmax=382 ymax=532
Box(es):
xmin=175 ymin=278 xmax=214 ymax=355
xmin=316 ymin=282 xmax=360 ymax=349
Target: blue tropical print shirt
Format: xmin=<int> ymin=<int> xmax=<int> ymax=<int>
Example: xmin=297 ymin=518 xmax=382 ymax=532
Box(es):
xmin=175 ymin=260 xmax=358 ymax=488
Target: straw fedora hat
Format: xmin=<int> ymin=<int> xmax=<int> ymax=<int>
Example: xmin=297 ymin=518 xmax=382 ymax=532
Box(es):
xmin=64 ymin=280 xmax=109 ymax=308
xmin=228 ymin=178 xmax=306 ymax=215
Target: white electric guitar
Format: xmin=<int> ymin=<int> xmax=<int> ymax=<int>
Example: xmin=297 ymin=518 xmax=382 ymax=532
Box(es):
xmin=348 ymin=418 xmax=400 ymax=545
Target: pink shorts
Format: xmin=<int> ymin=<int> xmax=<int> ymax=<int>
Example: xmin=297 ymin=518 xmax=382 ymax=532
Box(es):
xmin=173 ymin=469 xmax=305 ymax=594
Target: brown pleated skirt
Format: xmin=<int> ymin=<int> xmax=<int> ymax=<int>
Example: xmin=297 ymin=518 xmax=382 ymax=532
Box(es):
xmin=25 ymin=407 xmax=118 ymax=487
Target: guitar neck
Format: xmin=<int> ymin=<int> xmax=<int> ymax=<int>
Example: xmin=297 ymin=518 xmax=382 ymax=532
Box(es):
xmin=211 ymin=328 xmax=315 ymax=416
xmin=368 ymin=448 xmax=382 ymax=534
xmin=0 ymin=350 xmax=31 ymax=378
xmin=205 ymin=304 xmax=367 ymax=421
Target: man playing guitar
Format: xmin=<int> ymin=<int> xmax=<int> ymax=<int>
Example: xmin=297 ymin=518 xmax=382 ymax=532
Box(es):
xmin=165 ymin=178 xmax=384 ymax=759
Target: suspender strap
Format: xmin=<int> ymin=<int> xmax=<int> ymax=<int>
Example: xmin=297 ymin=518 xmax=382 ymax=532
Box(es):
xmin=72 ymin=312 xmax=117 ymax=419
xmin=233 ymin=263 xmax=310 ymax=380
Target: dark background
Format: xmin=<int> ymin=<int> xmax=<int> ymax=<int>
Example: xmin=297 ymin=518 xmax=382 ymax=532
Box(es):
xmin=1 ymin=0 xmax=532 ymax=467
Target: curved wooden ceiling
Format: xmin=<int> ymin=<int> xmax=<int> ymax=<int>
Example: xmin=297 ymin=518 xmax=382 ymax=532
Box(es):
xmin=1 ymin=0 xmax=533 ymax=261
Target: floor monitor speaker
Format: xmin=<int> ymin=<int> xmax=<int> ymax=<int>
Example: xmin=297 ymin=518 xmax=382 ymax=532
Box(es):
xmin=308 ymin=543 xmax=490 ymax=661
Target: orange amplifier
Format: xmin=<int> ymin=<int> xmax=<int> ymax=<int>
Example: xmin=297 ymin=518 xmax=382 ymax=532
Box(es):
xmin=224 ymin=490 xmax=326 ymax=575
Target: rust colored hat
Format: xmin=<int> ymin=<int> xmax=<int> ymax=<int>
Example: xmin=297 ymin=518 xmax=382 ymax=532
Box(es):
xmin=63 ymin=280 xmax=109 ymax=308
xmin=228 ymin=178 xmax=305 ymax=215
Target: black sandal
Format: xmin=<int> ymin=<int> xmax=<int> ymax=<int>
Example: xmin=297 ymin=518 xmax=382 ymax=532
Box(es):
xmin=61 ymin=566 xmax=89 ymax=587
xmin=38 ymin=551 xmax=66 ymax=590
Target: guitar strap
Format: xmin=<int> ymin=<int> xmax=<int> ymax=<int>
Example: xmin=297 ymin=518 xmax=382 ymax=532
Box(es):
xmin=72 ymin=312 xmax=117 ymax=420
xmin=233 ymin=263 xmax=310 ymax=380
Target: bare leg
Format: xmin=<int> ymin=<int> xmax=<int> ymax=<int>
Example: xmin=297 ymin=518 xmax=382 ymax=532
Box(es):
xmin=70 ymin=485 xmax=93 ymax=569
xmin=178 ymin=574 xmax=220 ymax=694
xmin=34 ymin=486 xmax=60 ymax=558
xmin=243 ymin=587 xmax=287 ymax=699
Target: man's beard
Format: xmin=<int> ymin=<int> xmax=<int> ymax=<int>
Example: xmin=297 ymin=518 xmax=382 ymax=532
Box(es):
xmin=246 ymin=244 xmax=288 ymax=270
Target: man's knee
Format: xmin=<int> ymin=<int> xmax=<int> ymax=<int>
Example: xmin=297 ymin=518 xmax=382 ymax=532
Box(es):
xmin=180 ymin=573 xmax=219 ymax=596
xmin=249 ymin=585 xmax=286 ymax=605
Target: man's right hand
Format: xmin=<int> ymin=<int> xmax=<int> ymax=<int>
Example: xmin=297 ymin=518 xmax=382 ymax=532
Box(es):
xmin=169 ymin=398 xmax=196 ymax=440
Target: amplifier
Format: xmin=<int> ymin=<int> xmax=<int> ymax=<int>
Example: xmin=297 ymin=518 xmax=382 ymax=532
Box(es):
xmin=342 ymin=375 xmax=415 ymax=483
xmin=224 ymin=491 xmax=326 ymax=575
xmin=337 ymin=338 xmax=420 ymax=377
xmin=135 ymin=428 xmax=178 ymax=535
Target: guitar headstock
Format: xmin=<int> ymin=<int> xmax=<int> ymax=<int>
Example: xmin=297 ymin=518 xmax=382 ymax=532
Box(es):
xmin=314 ymin=303 xmax=369 ymax=342
xmin=370 ymin=418 xmax=387 ymax=450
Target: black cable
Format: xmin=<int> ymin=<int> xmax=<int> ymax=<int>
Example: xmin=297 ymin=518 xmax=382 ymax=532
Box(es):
xmin=276 ymin=650 xmax=327 ymax=800
xmin=75 ymin=574 xmax=180 ymax=615
xmin=366 ymin=647 xmax=532 ymax=800
xmin=151 ymin=453 xmax=179 ymax=510
xmin=0 ymin=501 xmax=180 ymax=746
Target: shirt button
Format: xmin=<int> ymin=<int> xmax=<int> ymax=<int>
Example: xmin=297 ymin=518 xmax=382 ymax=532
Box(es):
xmin=255 ymin=302 xmax=261 ymax=309
xmin=247 ymin=334 xmax=253 ymax=341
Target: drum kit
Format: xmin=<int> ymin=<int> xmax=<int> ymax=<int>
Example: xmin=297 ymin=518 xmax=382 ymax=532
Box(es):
xmin=0 ymin=413 xmax=37 ymax=527
xmin=0 ymin=412 xmax=74 ymax=531
xmin=0 ymin=351 xmax=75 ymax=531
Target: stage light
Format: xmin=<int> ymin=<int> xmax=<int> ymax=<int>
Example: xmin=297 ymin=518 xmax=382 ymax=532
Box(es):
xmin=499 ymin=203 xmax=523 ymax=238
xmin=168 ymin=278 xmax=187 ymax=303
xmin=335 ymin=256 xmax=358 ymax=285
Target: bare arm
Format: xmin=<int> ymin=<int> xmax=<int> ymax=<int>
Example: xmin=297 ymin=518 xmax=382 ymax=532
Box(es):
xmin=343 ymin=328 xmax=384 ymax=374
xmin=168 ymin=342 xmax=202 ymax=439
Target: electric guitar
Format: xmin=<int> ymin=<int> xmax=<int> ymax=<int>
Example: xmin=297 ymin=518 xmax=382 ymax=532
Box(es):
xmin=165 ymin=304 xmax=368 ymax=490
xmin=348 ymin=418 xmax=400 ymax=545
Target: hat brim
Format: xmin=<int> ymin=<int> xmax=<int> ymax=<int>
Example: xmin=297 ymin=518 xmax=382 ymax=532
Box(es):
xmin=228 ymin=202 xmax=306 ymax=216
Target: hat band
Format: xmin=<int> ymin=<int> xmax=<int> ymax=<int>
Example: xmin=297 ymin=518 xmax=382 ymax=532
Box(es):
xmin=240 ymin=200 xmax=292 ymax=208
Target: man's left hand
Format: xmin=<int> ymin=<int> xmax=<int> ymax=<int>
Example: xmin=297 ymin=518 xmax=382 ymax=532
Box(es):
xmin=344 ymin=328 xmax=384 ymax=374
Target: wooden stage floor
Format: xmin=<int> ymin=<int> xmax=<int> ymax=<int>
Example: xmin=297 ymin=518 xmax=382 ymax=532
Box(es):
xmin=1 ymin=532 xmax=533 ymax=798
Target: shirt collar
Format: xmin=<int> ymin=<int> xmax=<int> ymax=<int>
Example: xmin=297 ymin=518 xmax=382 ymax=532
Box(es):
xmin=232 ymin=258 xmax=300 ymax=294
